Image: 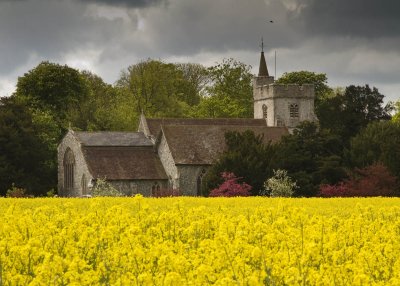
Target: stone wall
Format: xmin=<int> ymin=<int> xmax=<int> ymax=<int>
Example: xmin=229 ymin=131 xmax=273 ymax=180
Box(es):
xmin=254 ymin=84 xmax=315 ymax=101
xmin=57 ymin=130 xmax=93 ymax=197
xmin=254 ymin=82 xmax=317 ymax=130
xmin=157 ymin=132 xmax=179 ymax=189
xmin=177 ymin=165 xmax=209 ymax=196
xmin=109 ymin=180 xmax=167 ymax=197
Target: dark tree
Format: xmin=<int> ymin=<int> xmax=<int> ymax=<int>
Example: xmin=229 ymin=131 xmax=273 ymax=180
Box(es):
xmin=203 ymin=130 xmax=276 ymax=196
xmin=349 ymin=120 xmax=400 ymax=180
xmin=318 ymin=85 xmax=392 ymax=144
xmin=15 ymin=61 xmax=90 ymax=129
xmin=272 ymin=122 xmax=347 ymax=197
xmin=0 ymin=97 xmax=56 ymax=196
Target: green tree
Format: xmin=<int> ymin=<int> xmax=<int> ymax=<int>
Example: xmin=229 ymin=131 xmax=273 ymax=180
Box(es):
xmin=15 ymin=61 xmax=90 ymax=129
xmin=349 ymin=120 xmax=400 ymax=179
xmin=203 ymin=130 xmax=276 ymax=196
xmin=190 ymin=94 xmax=250 ymax=118
xmin=0 ymin=97 xmax=56 ymax=196
xmin=80 ymin=71 xmax=137 ymax=131
xmin=272 ymin=122 xmax=347 ymax=197
xmin=276 ymin=71 xmax=333 ymax=102
xmin=318 ymin=85 xmax=392 ymax=143
xmin=175 ymin=63 xmax=209 ymax=106
xmin=116 ymin=59 xmax=192 ymax=118
xmin=194 ymin=58 xmax=253 ymax=118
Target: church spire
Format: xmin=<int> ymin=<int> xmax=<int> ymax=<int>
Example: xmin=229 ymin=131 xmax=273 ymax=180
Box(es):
xmin=258 ymin=37 xmax=269 ymax=77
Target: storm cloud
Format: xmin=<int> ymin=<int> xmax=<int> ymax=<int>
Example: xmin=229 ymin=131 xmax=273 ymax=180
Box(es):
xmin=0 ymin=0 xmax=399 ymax=102
xmin=297 ymin=0 xmax=400 ymax=39
xmin=77 ymin=0 xmax=167 ymax=8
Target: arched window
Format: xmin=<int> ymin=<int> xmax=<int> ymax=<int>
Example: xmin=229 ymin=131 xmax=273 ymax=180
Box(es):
xmin=196 ymin=169 xmax=207 ymax=196
xmin=81 ymin=174 xmax=87 ymax=196
xmin=262 ymin=104 xmax=268 ymax=119
xmin=63 ymin=148 xmax=75 ymax=191
xmin=289 ymin=103 xmax=299 ymax=118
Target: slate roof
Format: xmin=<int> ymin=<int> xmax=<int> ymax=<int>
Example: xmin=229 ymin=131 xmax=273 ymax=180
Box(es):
xmin=146 ymin=118 xmax=267 ymax=137
xmin=161 ymin=124 xmax=288 ymax=165
xmin=83 ymin=146 xmax=167 ymax=180
xmin=74 ymin=132 xmax=152 ymax=147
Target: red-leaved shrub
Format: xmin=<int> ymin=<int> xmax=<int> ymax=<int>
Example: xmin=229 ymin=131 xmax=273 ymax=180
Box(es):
xmin=152 ymin=188 xmax=182 ymax=197
xmin=319 ymin=163 xmax=399 ymax=197
xmin=319 ymin=183 xmax=349 ymax=197
xmin=209 ymin=172 xmax=252 ymax=197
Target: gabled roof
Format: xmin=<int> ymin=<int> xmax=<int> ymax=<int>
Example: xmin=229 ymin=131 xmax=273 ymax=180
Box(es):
xmin=147 ymin=118 xmax=267 ymax=137
xmin=74 ymin=132 xmax=152 ymax=147
xmin=161 ymin=124 xmax=288 ymax=165
xmin=83 ymin=146 xmax=167 ymax=180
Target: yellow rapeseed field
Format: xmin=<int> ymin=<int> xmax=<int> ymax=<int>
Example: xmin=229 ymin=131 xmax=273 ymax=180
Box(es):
xmin=0 ymin=197 xmax=399 ymax=285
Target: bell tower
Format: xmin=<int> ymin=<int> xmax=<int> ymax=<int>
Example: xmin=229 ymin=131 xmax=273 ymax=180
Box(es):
xmin=253 ymin=41 xmax=317 ymax=132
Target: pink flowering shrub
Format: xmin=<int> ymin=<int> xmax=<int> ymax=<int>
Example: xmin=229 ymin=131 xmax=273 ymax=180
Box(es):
xmin=209 ymin=172 xmax=252 ymax=197
xmin=319 ymin=182 xmax=349 ymax=197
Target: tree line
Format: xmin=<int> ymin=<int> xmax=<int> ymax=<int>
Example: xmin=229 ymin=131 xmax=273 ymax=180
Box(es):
xmin=0 ymin=59 xmax=399 ymax=196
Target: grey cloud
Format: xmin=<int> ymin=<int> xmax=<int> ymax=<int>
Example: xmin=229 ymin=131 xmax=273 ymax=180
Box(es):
xmin=0 ymin=0 xmax=137 ymax=75
xmin=76 ymin=0 xmax=166 ymax=8
xmin=297 ymin=0 xmax=400 ymax=38
xmin=133 ymin=0 xmax=298 ymax=59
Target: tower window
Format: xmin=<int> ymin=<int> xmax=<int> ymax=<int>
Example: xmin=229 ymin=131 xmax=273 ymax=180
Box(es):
xmin=262 ymin=104 xmax=268 ymax=118
xmin=289 ymin=104 xmax=299 ymax=118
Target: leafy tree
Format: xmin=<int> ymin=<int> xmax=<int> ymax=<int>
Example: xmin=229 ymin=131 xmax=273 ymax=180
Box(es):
xmin=80 ymin=71 xmax=137 ymax=131
xmin=0 ymin=97 xmax=56 ymax=196
xmin=276 ymin=71 xmax=333 ymax=104
xmin=175 ymin=63 xmax=209 ymax=106
xmin=349 ymin=120 xmax=400 ymax=179
xmin=209 ymin=172 xmax=252 ymax=197
xmin=272 ymin=122 xmax=347 ymax=197
xmin=116 ymin=59 xmax=193 ymax=118
xmin=190 ymin=94 xmax=250 ymax=118
xmin=318 ymin=85 xmax=392 ymax=143
xmin=195 ymin=58 xmax=253 ymax=118
xmin=203 ymin=130 xmax=276 ymax=196
xmin=262 ymin=169 xmax=297 ymax=197
xmin=15 ymin=61 xmax=90 ymax=129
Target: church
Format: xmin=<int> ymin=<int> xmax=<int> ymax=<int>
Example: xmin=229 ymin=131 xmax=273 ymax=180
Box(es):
xmin=57 ymin=50 xmax=317 ymax=197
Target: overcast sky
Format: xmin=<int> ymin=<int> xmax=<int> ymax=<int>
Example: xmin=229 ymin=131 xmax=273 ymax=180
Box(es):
xmin=1 ymin=0 xmax=399 ymax=102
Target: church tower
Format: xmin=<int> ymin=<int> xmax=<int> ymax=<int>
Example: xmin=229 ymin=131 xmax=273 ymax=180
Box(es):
xmin=253 ymin=44 xmax=317 ymax=132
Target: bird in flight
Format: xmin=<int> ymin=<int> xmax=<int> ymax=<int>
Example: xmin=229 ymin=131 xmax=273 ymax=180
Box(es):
xmin=269 ymin=20 xmax=274 ymax=23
